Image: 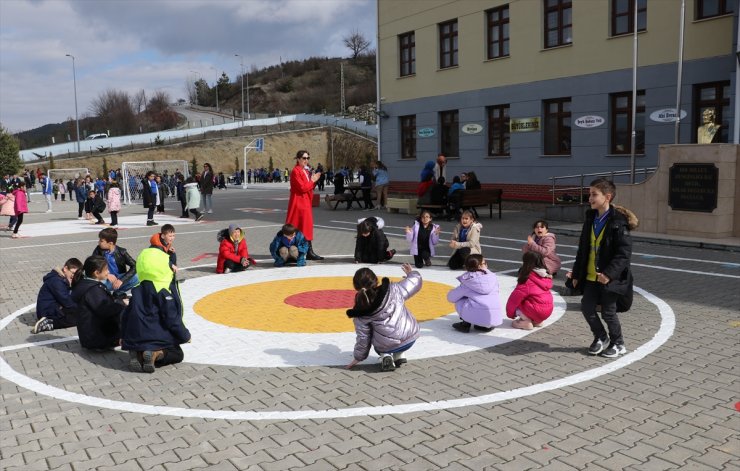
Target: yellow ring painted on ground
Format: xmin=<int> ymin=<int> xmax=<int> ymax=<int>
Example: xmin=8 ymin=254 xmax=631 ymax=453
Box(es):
xmin=194 ymin=276 xmax=455 ymax=333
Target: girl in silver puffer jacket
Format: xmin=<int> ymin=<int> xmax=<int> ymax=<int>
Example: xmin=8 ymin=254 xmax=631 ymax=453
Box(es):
xmin=345 ymin=263 xmax=421 ymax=372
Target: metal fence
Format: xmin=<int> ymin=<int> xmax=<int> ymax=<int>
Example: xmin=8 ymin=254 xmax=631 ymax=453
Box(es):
xmin=549 ymin=167 xmax=656 ymax=205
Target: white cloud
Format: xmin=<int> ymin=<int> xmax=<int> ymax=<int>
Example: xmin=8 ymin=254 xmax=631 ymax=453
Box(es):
xmin=0 ymin=0 xmax=375 ymax=133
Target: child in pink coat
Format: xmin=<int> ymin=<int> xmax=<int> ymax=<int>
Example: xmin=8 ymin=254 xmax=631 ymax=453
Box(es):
xmin=0 ymin=191 xmax=16 ymax=230
xmin=12 ymin=183 xmax=29 ymax=238
xmin=506 ymin=252 xmax=554 ymax=330
xmin=522 ymin=219 xmax=561 ymax=275
xmin=107 ymin=180 xmax=122 ymax=228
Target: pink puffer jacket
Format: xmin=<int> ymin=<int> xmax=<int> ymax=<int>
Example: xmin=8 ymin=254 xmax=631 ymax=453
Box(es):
xmin=12 ymin=189 xmax=28 ymax=215
xmin=0 ymin=193 xmax=16 ymax=216
xmin=107 ymin=187 xmax=122 ymax=212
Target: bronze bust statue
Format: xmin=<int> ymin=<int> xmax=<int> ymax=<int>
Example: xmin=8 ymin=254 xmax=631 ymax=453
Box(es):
xmin=697 ymin=108 xmax=720 ymax=144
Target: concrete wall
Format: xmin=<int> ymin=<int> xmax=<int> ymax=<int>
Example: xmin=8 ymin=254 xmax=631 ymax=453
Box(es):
xmin=616 ymin=144 xmax=739 ymax=238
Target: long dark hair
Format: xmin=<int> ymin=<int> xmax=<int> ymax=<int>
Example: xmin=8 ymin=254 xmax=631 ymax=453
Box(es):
xmin=517 ymin=251 xmax=545 ymax=284
xmin=352 ymin=267 xmax=379 ymax=310
xmin=357 ymin=219 xmax=376 ymax=237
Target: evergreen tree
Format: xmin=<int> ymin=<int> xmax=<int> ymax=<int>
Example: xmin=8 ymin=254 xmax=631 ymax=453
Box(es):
xmin=0 ymin=125 xmax=22 ymax=176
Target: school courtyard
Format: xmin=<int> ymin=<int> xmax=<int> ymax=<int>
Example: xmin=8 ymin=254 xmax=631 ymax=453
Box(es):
xmin=1 ymin=183 xmax=738 ymax=471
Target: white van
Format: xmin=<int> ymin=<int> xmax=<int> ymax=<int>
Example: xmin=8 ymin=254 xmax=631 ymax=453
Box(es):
xmin=85 ymin=133 xmax=109 ymax=140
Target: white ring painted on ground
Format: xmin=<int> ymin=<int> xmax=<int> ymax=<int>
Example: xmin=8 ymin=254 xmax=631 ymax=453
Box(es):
xmin=0 ymin=281 xmax=674 ymax=420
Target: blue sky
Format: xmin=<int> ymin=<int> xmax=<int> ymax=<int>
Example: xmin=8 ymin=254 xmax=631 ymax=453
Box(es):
xmin=0 ymin=0 xmax=376 ymax=133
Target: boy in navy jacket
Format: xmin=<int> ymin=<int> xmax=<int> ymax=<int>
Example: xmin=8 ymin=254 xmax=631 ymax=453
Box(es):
xmin=33 ymin=258 xmax=83 ymax=333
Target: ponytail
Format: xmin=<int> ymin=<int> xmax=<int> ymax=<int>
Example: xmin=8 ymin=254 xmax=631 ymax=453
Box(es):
xmin=352 ymin=268 xmax=379 ymax=310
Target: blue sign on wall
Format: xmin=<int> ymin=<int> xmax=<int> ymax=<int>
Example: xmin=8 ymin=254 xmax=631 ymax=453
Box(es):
xmin=417 ymin=128 xmax=436 ymax=138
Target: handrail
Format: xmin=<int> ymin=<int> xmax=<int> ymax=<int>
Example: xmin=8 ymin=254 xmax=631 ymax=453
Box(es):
xmin=549 ymin=167 xmax=656 ymax=205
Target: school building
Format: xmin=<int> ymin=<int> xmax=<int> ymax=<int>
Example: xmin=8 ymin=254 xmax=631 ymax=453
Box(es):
xmin=377 ymin=0 xmax=737 ymax=200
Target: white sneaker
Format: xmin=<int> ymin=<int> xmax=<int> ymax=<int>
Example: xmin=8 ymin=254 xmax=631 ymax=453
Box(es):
xmin=45 ymin=210 xmax=52 ymax=213
xmin=207 ymin=209 xmax=213 ymax=214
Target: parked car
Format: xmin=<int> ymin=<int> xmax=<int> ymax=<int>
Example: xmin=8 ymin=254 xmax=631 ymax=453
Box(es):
xmin=85 ymin=133 xmax=109 ymax=140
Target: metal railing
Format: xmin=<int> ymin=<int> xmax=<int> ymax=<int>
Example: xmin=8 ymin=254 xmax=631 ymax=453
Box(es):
xmin=549 ymin=167 xmax=656 ymax=205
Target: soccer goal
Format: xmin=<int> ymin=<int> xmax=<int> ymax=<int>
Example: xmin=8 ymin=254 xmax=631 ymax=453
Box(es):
xmin=48 ymin=168 xmax=90 ymax=184
xmin=121 ymin=160 xmax=189 ymax=205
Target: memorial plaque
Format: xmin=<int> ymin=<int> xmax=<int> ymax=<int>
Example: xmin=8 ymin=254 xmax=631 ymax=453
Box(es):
xmin=668 ymin=163 xmax=718 ymax=212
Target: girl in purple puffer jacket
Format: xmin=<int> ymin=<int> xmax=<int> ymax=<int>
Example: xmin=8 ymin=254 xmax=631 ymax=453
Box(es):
xmin=405 ymin=210 xmax=441 ymax=268
xmin=447 ymin=255 xmax=503 ymax=333
xmin=345 ymin=263 xmax=421 ymax=372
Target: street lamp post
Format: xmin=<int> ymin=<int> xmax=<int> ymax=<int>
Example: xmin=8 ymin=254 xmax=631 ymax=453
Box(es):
xmin=210 ymin=67 xmax=219 ymax=112
xmin=65 ymin=54 xmax=80 ymax=152
xmin=234 ymin=54 xmax=244 ymax=121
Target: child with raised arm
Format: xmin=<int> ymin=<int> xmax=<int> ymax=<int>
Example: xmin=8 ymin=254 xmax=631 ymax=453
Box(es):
xmin=405 ymin=210 xmax=441 ymax=268
xmin=447 ymin=254 xmax=503 ymax=333
xmin=567 ymin=178 xmax=637 ymax=358
xmin=346 ymin=263 xmax=421 ymax=372
xmin=506 ymin=252 xmax=554 ymax=330
xmin=522 ymin=220 xmax=561 ymax=276
xmin=447 ymin=210 xmax=482 ymax=270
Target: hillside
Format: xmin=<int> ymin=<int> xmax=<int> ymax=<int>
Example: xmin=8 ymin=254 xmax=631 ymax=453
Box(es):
xmin=15 ymin=55 xmax=376 ymax=150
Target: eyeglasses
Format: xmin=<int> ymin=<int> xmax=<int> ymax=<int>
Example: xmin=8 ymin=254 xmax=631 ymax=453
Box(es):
xmin=300 ymin=156 xmax=310 ymax=160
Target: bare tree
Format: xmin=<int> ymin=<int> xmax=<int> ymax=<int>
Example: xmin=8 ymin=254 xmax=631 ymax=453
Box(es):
xmin=142 ymin=91 xmax=178 ymax=131
xmin=90 ymin=89 xmax=136 ymax=136
xmin=343 ymin=29 xmax=371 ymax=60
xmin=132 ymin=89 xmax=147 ymax=114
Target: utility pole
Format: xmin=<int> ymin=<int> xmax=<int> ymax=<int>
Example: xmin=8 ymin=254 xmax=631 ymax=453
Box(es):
xmin=65 ymin=54 xmax=80 ymax=152
xmin=340 ymin=62 xmax=345 ymax=115
xmin=234 ymin=54 xmax=244 ymax=121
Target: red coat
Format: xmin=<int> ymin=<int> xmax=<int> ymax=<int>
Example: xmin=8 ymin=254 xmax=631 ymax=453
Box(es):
xmin=505 ymin=268 xmax=554 ymax=324
xmin=285 ymin=164 xmax=315 ymax=240
xmin=216 ymin=229 xmax=250 ymax=274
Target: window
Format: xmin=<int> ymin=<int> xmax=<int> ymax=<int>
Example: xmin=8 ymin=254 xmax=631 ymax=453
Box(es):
xmin=439 ymin=20 xmax=458 ymax=68
xmin=400 ymin=115 xmax=416 ymax=159
xmin=487 ymin=5 xmax=510 ymax=59
xmin=488 ymin=105 xmax=510 ymax=156
xmin=696 ymin=0 xmax=734 ymax=19
xmin=399 ymin=32 xmax=415 ymax=77
xmin=440 ymin=110 xmax=459 ymax=157
xmin=610 ymin=91 xmax=645 ymax=154
xmin=544 ymin=0 xmax=572 ymax=48
xmin=544 ymin=98 xmax=571 ymax=155
xmin=694 ymin=81 xmax=730 ymax=143
xmin=612 ymin=0 xmax=646 ymax=36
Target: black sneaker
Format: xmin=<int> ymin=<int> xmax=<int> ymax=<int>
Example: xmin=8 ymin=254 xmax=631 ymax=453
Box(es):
xmin=32 ymin=317 xmax=53 ymax=334
xmin=588 ymin=337 xmax=609 ymax=355
xmin=129 ymin=351 xmax=143 ymax=372
xmin=601 ymin=343 xmax=627 ymax=358
xmin=195 ymin=214 xmax=204 ymax=222
xmin=452 ymin=321 xmax=471 ymax=333
xmin=380 ymin=355 xmax=396 ymax=372
xmin=473 ymin=325 xmax=494 ymax=332
xmin=146 ymin=220 xmax=158 ymax=226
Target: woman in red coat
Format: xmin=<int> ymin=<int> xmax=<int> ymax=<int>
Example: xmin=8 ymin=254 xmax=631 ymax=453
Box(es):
xmin=285 ymin=150 xmax=323 ymax=260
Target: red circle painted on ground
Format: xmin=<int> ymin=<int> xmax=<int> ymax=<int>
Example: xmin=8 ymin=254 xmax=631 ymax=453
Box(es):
xmin=284 ymin=290 xmax=357 ymax=309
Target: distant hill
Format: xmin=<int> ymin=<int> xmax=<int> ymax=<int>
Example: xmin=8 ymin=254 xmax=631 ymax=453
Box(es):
xmin=15 ymin=55 xmax=376 ymax=150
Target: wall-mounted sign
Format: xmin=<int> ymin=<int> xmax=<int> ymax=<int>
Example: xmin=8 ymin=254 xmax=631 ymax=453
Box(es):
xmin=650 ymin=108 xmax=687 ymax=123
xmin=574 ymin=115 xmax=605 ymax=128
xmin=668 ymin=163 xmax=718 ymax=212
xmin=510 ymin=117 xmax=540 ymax=132
xmin=417 ymin=127 xmax=435 ymax=138
xmin=461 ymin=123 xmax=483 ymax=134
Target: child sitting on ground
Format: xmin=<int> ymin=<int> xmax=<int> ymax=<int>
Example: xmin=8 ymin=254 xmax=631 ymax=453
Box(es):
xmin=354 ymin=217 xmax=396 ymax=264
xmin=71 ymin=256 xmax=127 ymax=350
xmin=33 ymin=257 xmax=83 ymax=334
xmin=345 ymin=263 xmax=421 ymax=372
xmin=522 ymin=219 xmax=561 ymax=276
xmin=122 ymin=246 xmax=191 ymax=373
xmin=447 ymin=210 xmax=482 ymax=270
xmin=447 ymin=254 xmax=503 ymax=333
xmin=506 ymin=252 xmax=554 ymax=330
xmin=92 ymin=227 xmax=138 ymax=295
xmin=216 ymin=224 xmax=255 ymax=273
xmin=269 ymin=223 xmax=309 ymax=267
xmin=405 ymin=210 xmax=441 ymax=268
xmin=150 ymin=224 xmax=178 ymax=272
xmin=84 ymin=189 xmax=106 ymax=225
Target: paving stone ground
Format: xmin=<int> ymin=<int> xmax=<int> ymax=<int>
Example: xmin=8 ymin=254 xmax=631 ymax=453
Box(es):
xmin=1 ymin=183 xmax=739 ymax=470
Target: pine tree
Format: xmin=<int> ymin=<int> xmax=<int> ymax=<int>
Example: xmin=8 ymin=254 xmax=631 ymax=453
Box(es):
xmin=0 ymin=125 xmax=22 ymax=176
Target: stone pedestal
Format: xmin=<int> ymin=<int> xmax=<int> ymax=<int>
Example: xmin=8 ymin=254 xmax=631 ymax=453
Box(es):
xmin=616 ymin=144 xmax=739 ymax=238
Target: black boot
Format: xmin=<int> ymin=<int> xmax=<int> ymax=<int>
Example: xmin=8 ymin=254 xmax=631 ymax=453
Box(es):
xmin=306 ymin=240 xmax=324 ymax=260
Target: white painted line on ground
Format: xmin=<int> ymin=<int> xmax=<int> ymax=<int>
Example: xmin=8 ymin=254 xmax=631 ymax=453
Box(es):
xmin=0 ymin=271 xmax=674 ymax=421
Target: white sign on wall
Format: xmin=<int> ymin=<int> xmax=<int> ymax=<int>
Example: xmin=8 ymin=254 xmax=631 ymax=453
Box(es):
xmin=574 ymin=115 xmax=605 ymax=128
xmin=650 ymin=108 xmax=687 ymax=123
xmin=461 ymin=123 xmax=483 ymax=134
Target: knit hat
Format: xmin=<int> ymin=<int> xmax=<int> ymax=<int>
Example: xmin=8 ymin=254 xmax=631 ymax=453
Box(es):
xmin=228 ymin=224 xmax=240 ymax=235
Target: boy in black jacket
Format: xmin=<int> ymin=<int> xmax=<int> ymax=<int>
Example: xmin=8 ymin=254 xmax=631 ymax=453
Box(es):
xmin=33 ymin=257 xmax=83 ymax=333
xmin=84 ymin=190 xmax=106 ymax=224
xmin=92 ymin=227 xmax=138 ymax=295
xmin=567 ymin=178 xmax=638 ymax=358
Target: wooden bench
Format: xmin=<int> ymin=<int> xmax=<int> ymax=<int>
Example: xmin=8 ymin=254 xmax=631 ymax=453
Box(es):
xmin=460 ymin=189 xmax=503 ymax=219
